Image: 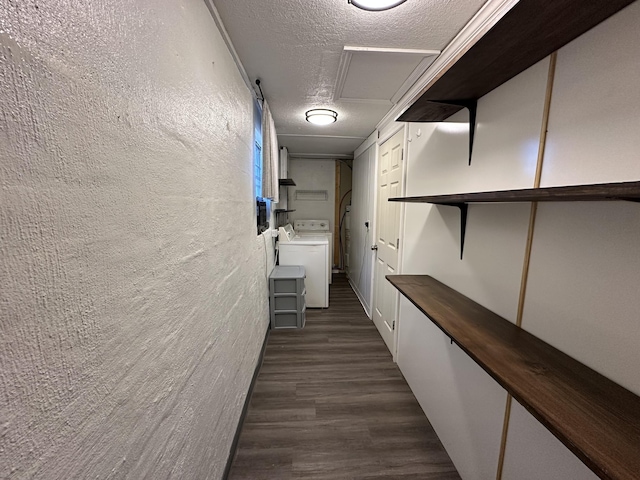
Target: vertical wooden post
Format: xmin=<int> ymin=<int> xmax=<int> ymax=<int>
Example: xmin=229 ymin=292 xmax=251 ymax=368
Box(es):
xmin=496 ymin=51 xmax=557 ymax=480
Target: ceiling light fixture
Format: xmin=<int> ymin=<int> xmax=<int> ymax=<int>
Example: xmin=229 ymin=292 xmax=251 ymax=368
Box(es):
xmin=305 ymin=109 xmax=338 ymax=125
xmin=348 ymin=0 xmax=407 ymax=11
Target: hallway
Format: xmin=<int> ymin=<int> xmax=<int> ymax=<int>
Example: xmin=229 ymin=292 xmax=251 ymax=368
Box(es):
xmin=229 ymin=274 xmax=460 ymax=479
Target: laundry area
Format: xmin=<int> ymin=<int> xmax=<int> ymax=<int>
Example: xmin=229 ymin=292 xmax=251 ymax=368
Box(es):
xmin=3 ymin=1 xmax=640 ymax=479
xmin=269 ymin=147 xmax=353 ymax=315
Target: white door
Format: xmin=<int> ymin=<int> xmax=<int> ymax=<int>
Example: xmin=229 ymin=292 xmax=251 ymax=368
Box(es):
xmin=372 ymin=129 xmax=404 ymax=355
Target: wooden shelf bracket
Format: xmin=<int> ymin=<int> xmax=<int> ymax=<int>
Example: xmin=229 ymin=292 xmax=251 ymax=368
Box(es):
xmin=441 ymin=203 xmax=468 ymax=259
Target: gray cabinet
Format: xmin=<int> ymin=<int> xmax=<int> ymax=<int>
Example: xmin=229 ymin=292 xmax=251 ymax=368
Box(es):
xmin=269 ymin=265 xmax=306 ymax=329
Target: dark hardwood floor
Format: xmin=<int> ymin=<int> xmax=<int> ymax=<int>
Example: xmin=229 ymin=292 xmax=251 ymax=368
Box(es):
xmin=228 ymin=274 xmax=460 ymax=480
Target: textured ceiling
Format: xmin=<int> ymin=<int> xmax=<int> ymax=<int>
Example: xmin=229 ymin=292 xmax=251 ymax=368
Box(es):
xmin=213 ymin=0 xmax=486 ymax=157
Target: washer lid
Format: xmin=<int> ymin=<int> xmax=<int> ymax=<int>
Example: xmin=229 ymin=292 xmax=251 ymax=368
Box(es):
xmin=278 ymin=223 xmax=296 ymax=242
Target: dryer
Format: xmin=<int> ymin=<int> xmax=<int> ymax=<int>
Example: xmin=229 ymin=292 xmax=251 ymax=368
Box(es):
xmin=278 ymin=225 xmax=329 ymax=308
xmin=293 ymin=219 xmax=332 ymax=284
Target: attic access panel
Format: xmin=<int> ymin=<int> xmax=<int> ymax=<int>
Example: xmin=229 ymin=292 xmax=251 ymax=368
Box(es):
xmin=335 ymin=47 xmax=439 ymax=105
xmin=398 ymin=0 xmax=636 ymax=122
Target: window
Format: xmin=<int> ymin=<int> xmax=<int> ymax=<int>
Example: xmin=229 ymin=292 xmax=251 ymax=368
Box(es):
xmin=254 ymin=140 xmax=262 ymax=199
xmin=254 ymin=100 xmax=263 ymax=200
xmin=254 ymin=100 xmax=269 ymax=234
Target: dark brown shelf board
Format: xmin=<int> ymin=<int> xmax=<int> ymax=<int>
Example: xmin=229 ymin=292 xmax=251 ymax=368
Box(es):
xmin=390 ymin=181 xmax=640 ymax=205
xmin=279 ymin=178 xmax=296 ymax=186
xmin=398 ymin=0 xmax=635 ymax=122
xmin=387 ymin=275 xmax=640 ymax=480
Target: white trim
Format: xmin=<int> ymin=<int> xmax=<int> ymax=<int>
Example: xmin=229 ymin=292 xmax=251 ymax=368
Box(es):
xmin=393 ymin=123 xmax=410 ymax=361
xmin=344 ymin=46 xmax=440 ymax=55
xmin=378 ymin=122 xmax=405 ymax=146
xmin=376 ymin=0 xmax=519 ymax=132
xmin=289 ymin=153 xmax=354 ymax=159
xmin=203 ymin=0 xmax=257 ymax=100
xmin=348 ymin=277 xmax=372 ymax=319
xmin=354 ymin=130 xmax=378 ymax=158
xmin=390 ymin=55 xmax=438 ymax=105
xmin=333 ymin=49 xmax=354 ymax=102
xmin=369 ymin=142 xmax=378 ymax=331
xmin=278 ymin=134 xmax=367 ymax=140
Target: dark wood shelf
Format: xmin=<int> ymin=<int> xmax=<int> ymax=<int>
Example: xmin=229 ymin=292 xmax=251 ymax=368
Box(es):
xmin=398 ymin=0 xmax=635 ymax=123
xmin=387 ymin=274 xmax=640 ymax=480
xmin=390 ymin=181 xmax=640 ymax=205
xmin=279 ymin=178 xmax=296 ymax=186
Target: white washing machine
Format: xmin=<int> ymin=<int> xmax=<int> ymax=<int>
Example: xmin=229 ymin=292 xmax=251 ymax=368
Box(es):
xmin=278 ymin=224 xmax=329 ymax=308
xmin=293 ymin=219 xmax=332 ymax=284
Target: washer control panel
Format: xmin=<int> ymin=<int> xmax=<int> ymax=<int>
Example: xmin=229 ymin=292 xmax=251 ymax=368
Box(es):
xmin=294 ymin=219 xmax=330 ymax=232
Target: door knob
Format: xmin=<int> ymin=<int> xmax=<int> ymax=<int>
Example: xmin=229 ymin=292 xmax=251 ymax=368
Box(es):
xmin=371 ymin=245 xmax=378 ymax=251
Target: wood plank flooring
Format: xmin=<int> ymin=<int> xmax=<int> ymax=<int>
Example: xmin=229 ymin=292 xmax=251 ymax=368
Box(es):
xmin=228 ymin=274 xmax=460 ymax=480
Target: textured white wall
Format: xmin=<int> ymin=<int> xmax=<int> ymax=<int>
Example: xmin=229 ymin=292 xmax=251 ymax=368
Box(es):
xmin=397 ymin=3 xmax=640 ymax=479
xmin=0 ymin=1 xmax=270 ymax=479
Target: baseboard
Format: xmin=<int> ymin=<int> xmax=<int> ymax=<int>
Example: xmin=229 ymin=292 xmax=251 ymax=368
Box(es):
xmin=222 ymin=324 xmax=270 ymax=479
xmin=348 ymin=276 xmax=372 ymax=319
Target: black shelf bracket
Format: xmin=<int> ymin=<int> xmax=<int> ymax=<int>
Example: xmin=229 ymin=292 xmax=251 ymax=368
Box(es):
xmin=442 ymin=203 xmax=468 ymax=259
xmin=466 ymin=101 xmax=477 ymax=166
xmin=407 ymin=99 xmax=478 ymax=165
xmin=443 ymin=100 xmax=477 ymax=166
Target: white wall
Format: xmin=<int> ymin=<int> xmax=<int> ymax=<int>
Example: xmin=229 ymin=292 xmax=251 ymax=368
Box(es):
xmin=397 ymin=3 xmax=640 ymax=479
xmin=288 ymin=158 xmax=336 ymax=253
xmin=0 ymin=1 xmax=271 ymax=479
xmin=399 ymin=56 xmax=547 ymax=479
xmin=348 ymin=145 xmax=376 ymax=315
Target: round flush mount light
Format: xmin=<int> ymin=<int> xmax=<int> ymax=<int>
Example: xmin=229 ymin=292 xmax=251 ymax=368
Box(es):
xmin=305 ymin=109 xmax=338 ymax=126
xmin=348 ymin=0 xmax=407 ymax=11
